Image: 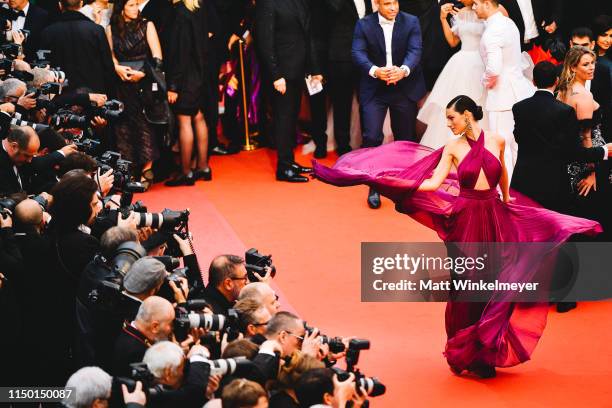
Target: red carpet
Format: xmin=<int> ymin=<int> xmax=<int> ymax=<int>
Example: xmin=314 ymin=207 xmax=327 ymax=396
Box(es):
xmin=142 ymin=148 xmax=612 ymax=407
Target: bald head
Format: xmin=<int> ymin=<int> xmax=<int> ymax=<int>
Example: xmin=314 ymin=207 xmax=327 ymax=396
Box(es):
xmin=135 ymin=296 xmax=175 ymax=342
xmin=14 ymin=199 xmax=43 ymax=230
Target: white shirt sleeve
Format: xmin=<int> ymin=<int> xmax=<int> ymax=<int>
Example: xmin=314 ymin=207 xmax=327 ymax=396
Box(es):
xmin=482 ymin=29 xmax=503 ymax=86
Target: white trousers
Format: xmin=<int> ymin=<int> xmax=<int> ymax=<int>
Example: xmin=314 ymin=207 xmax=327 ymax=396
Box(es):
xmin=487 ymin=110 xmax=517 ymax=183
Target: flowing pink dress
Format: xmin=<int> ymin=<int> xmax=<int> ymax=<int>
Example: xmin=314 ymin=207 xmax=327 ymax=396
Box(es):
xmin=313 ymin=131 xmax=602 ymax=371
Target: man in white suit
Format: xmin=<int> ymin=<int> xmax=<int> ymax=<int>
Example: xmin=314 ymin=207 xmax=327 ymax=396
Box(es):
xmin=473 ymin=0 xmax=535 ymax=182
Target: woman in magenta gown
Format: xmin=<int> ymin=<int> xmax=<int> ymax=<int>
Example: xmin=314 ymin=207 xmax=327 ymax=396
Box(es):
xmin=313 ymin=95 xmax=602 ymax=378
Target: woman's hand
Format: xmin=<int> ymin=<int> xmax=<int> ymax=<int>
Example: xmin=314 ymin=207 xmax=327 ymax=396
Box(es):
xmin=578 ymin=172 xmax=597 ymax=196
xmin=502 ymin=195 xmax=515 ymax=204
xmin=115 ymin=65 xmax=133 ymax=82
xmin=129 ymin=70 xmax=145 ymax=82
xmin=440 ymin=3 xmax=458 ymax=20
xmin=273 ymin=77 xmax=287 ymax=95
xmin=167 ymin=91 xmax=178 ymax=104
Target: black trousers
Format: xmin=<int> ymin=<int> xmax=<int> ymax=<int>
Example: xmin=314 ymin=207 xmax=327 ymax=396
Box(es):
xmin=203 ymin=49 xmax=221 ymax=149
xmin=309 ymin=86 xmax=328 ymax=149
xmin=272 ymin=78 xmax=302 ymax=166
xmin=328 ymin=61 xmax=359 ymax=151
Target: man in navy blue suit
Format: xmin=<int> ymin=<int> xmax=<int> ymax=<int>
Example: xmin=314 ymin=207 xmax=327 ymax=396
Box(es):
xmin=352 ymin=0 xmax=426 ymax=208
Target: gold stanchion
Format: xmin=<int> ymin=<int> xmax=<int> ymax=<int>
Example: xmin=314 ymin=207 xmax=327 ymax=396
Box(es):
xmin=238 ymin=39 xmax=258 ymax=151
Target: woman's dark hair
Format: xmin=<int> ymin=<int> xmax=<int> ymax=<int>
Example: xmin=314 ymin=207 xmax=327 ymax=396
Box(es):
xmin=592 ymin=15 xmax=612 ymax=56
xmin=446 ymin=95 xmax=484 ymax=121
xmin=110 ymin=0 xmax=146 ymax=40
xmin=49 ymin=174 xmax=99 ymax=232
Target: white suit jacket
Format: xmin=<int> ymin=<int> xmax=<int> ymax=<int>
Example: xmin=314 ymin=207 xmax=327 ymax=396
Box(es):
xmin=480 ymin=12 xmax=535 ymax=111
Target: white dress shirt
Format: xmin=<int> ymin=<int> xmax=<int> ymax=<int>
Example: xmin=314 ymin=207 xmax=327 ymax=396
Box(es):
xmin=368 ymin=13 xmax=410 ymax=79
xmin=353 ymin=0 xmax=366 ymax=19
xmin=11 ymin=1 xmax=29 ymax=32
xmin=516 ymin=0 xmax=539 ymax=42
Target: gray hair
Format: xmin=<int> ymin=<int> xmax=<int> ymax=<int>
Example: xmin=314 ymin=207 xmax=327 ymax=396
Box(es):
xmin=64 ymin=367 xmax=112 ymax=408
xmin=135 ymin=296 xmax=173 ymax=324
xmin=100 ymin=227 xmax=138 ymax=259
xmin=238 ymin=282 xmax=273 ymax=303
xmin=143 ymin=341 xmax=184 ymax=379
xmin=32 ymin=67 xmax=56 ymax=88
xmin=0 ymin=78 xmax=26 ymax=100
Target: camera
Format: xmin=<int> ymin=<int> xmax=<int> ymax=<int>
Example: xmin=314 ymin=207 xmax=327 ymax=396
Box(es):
xmin=50 ymin=108 xmax=89 ymax=129
xmin=74 ymin=138 xmax=101 ymax=156
xmin=245 ymin=248 xmax=276 ymax=282
xmin=114 ymin=363 xmax=168 ymax=397
xmin=206 ymin=356 xmax=255 ymax=377
xmin=91 ymin=99 xmax=124 ymax=121
xmin=173 ymin=308 xmax=240 ymax=342
xmin=303 ymin=323 xmax=347 ymax=354
xmin=331 ymin=367 xmax=386 ymax=397
xmin=0 ymin=197 xmax=16 ymax=217
xmin=0 ymin=43 xmax=20 ymax=59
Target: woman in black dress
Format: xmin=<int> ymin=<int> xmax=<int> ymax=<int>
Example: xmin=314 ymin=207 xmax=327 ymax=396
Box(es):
xmin=164 ymin=0 xmax=212 ymax=186
xmin=106 ymin=0 xmax=163 ymax=189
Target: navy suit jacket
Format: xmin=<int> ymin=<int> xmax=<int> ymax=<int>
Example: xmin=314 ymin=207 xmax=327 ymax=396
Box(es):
xmin=351 ymin=11 xmax=426 ymax=104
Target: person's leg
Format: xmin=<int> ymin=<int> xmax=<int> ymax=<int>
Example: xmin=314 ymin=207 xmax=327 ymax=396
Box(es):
xmin=273 ymin=79 xmax=301 ymax=169
xmin=177 ymin=114 xmax=194 ymax=175
xmin=309 ymin=87 xmax=328 ymax=153
xmin=389 ymin=91 xmax=418 ymax=142
xmin=488 ymin=110 xmax=516 ymax=182
xmin=329 ymin=61 xmax=354 ymax=155
xmin=193 ymin=109 xmax=209 ymax=170
xmin=360 ymin=95 xmax=387 ymax=148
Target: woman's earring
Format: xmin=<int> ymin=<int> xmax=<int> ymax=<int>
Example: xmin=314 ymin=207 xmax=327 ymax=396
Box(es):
xmin=465 ymin=117 xmax=472 ymax=135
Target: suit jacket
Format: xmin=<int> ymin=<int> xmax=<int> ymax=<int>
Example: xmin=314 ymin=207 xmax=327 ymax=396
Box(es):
xmin=498 ymin=0 xmax=525 ymax=45
xmin=325 ymin=0 xmax=373 ymax=63
xmin=480 ymin=12 xmax=535 ymax=111
xmin=40 ymin=11 xmax=116 ymax=95
xmin=112 ymin=324 xmax=150 ymax=377
xmin=0 ymin=142 xmax=64 ymax=195
xmin=511 ymin=90 xmax=606 ymax=212
xmin=23 ymin=4 xmax=49 ymax=61
xmin=351 ymin=11 xmax=426 ymax=104
xmin=255 ymin=0 xmax=320 ymax=81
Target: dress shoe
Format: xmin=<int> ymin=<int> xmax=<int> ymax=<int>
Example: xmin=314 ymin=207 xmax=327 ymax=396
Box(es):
xmin=291 ymin=162 xmax=313 ymax=174
xmin=276 ymin=168 xmax=309 ymax=182
xmin=367 ymin=188 xmax=381 ymax=209
xmin=336 ymin=146 xmax=352 ymax=156
xmin=314 ymin=145 xmax=328 ymax=159
xmin=556 ymin=302 xmax=577 ymax=313
xmin=193 ymin=167 xmax=212 ymax=181
xmin=165 ymin=173 xmax=195 ymax=186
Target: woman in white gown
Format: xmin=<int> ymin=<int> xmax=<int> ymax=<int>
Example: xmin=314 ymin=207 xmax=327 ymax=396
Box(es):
xmin=418 ymin=0 xmax=487 ymax=149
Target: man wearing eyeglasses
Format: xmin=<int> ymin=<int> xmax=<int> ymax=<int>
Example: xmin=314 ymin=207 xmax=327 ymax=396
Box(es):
xmin=202 ymin=255 xmax=250 ymax=315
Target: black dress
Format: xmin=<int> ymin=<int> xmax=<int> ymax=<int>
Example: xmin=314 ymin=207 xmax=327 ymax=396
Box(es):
xmin=166 ymin=2 xmax=210 ymax=115
xmin=112 ymin=19 xmax=159 ymax=166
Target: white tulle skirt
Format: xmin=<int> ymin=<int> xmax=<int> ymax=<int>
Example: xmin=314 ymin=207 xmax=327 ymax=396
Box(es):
xmin=418 ymin=49 xmax=488 ymax=149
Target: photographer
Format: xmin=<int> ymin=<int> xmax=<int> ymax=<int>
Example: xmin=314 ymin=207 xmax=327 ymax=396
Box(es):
xmin=112 ymin=295 xmax=175 ymax=377
xmin=238 ymin=282 xmax=280 ymax=317
xmin=202 ymin=255 xmax=249 ymax=315
xmin=142 ymin=341 xmax=212 ymax=408
xmin=63 ymin=366 xmax=113 ymax=408
xmin=233 ymin=297 xmax=272 ymax=344
xmin=295 ymin=368 xmax=366 ymax=408
xmin=220 ymin=379 xmax=268 ymax=408
xmin=6 ymin=0 xmax=49 ymax=61
xmin=75 ymin=226 xmax=138 ymax=369
xmin=121 ymin=256 xmax=170 ymax=320
xmin=270 ymin=352 xmax=325 ymax=408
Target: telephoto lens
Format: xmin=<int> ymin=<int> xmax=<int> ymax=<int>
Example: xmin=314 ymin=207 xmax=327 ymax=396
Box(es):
xmin=206 ymin=356 xmax=255 ymax=377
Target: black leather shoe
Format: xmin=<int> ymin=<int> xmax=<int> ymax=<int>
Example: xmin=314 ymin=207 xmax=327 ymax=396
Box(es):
xmin=193 ymin=168 xmax=212 ymax=181
xmin=276 ymin=168 xmax=309 ymax=182
xmin=314 ymin=145 xmax=327 ymax=159
xmin=165 ymin=173 xmax=195 ymax=187
xmin=210 ymin=145 xmax=238 ymax=155
xmin=291 ymin=162 xmax=313 ymax=174
xmin=336 ymin=146 xmax=352 ymax=156
xmin=556 ymin=302 xmax=577 ymax=313
xmin=367 ymin=188 xmax=381 ymax=209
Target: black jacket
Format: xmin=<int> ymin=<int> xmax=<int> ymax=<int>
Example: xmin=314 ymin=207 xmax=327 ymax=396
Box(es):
xmin=140 ymin=0 xmax=175 ymax=52
xmin=112 ymin=323 xmax=151 ymax=377
xmin=511 ymin=90 xmax=606 ymax=213
xmin=255 ymin=0 xmax=320 ymax=81
xmin=165 ymin=2 xmax=210 ymax=93
xmin=200 ymin=285 xmax=234 ymax=315
xmin=325 ymin=0 xmax=372 ymax=63
xmin=147 ymin=361 xmax=211 ymax=408
xmin=23 ymin=4 xmax=50 ymax=61
xmin=40 ymin=11 xmax=116 ymax=95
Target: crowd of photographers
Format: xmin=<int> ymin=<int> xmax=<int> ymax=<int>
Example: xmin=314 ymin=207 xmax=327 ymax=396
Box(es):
xmin=0 ymin=50 xmax=383 ymax=408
